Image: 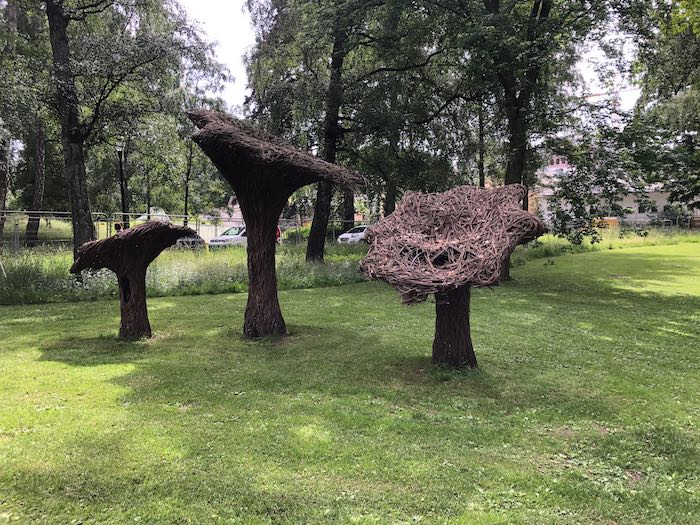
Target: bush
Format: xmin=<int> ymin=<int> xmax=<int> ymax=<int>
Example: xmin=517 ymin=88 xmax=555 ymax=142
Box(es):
xmin=2 ymin=229 xmax=697 ymax=305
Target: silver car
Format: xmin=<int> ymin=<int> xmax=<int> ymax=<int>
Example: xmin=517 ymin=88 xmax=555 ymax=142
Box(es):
xmin=337 ymin=225 xmax=369 ymax=243
xmin=209 ymin=226 xmax=247 ymax=248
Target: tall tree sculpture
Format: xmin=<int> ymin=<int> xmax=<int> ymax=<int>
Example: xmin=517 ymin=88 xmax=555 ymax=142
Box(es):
xmin=360 ymin=185 xmax=545 ymax=368
xmin=70 ymin=221 xmax=195 ymax=340
xmin=188 ymin=110 xmax=364 ymax=338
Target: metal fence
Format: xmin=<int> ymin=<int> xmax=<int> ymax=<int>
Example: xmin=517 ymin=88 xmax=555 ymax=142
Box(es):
xmin=0 ymin=209 xmax=371 ymax=251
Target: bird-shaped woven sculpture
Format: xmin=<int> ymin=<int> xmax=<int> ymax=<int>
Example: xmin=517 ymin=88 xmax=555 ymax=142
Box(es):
xmin=70 ymin=221 xmax=196 ymax=339
xmin=360 ymin=184 xmax=546 ymax=367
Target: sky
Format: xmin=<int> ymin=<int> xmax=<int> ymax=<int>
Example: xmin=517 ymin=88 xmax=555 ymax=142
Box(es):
xmin=179 ymin=1 xmax=640 ymax=113
xmin=179 ymin=0 xmax=255 ymax=113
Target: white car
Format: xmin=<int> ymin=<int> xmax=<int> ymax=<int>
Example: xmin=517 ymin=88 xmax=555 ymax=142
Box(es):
xmin=337 ymin=225 xmax=369 ymax=244
xmin=209 ymin=226 xmax=247 ymax=248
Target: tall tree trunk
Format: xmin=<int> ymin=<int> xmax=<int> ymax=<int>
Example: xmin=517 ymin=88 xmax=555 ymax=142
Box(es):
xmin=241 ymin=193 xmax=287 ymax=338
xmin=117 ymin=267 xmax=151 ymax=340
xmin=384 ymin=180 xmax=397 ymax=216
xmin=45 ymin=0 xmax=95 ymax=259
xmin=342 ymin=187 xmax=354 ymax=232
xmin=432 ymin=286 xmax=477 ymax=368
xmin=26 ymin=120 xmax=46 ymax=247
xmin=118 ymin=151 xmax=130 ymax=228
xmin=184 ymin=139 xmax=193 ymax=226
xmin=478 ymin=104 xmax=486 ymax=188
xmin=146 ymin=170 xmax=152 ymax=220
xmin=0 ymin=135 xmax=9 ymax=249
xmin=504 ymin=104 xmax=527 ymax=186
xmin=501 ymin=102 xmax=528 ymax=281
xmin=1 ymin=1 xmax=18 ymax=249
xmin=65 ymin=139 xmax=95 ymax=255
xmin=3 ymin=0 xmax=18 ymax=54
xmin=306 ymin=27 xmax=347 ymax=262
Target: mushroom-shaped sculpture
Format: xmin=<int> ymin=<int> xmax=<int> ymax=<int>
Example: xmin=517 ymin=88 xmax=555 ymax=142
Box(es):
xmin=360 ymin=184 xmax=546 ymax=368
xmin=70 ymin=221 xmax=196 ymax=340
xmin=188 ymin=110 xmax=364 ymax=338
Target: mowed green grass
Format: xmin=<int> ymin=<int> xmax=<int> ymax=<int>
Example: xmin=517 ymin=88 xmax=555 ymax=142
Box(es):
xmin=0 ymin=244 xmax=699 ymax=524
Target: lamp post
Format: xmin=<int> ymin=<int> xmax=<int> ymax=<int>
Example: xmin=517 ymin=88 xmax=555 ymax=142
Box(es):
xmin=115 ymin=138 xmax=129 ymax=228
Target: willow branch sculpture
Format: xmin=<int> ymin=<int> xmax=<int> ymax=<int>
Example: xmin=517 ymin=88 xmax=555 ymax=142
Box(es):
xmin=70 ymin=221 xmax=195 ymax=339
xmin=188 ymin=110 xmax=364 ymax=338
xmin=360 ymin=184 xmax=546 ymax=367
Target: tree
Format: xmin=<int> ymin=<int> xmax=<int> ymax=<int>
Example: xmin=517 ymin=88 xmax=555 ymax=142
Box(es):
xmin=43 ymin=0 xmax=207 ymax=257
xmin=0 ymin=123 xmax=9 ymax=247
xmin=247 ymin=0 xmax=386 ymax=261
xmin=1 ymin=1 xmax=61 ymax=247
xmin=44 ymin=0 xmax=96 ymax=256
xmin=25 ymin=118 xmax=46 ymax=246
xmin=420 ymin=1 xmax=610 ymax=190
xmin=0 ymin=0 xmax=20 ymax=246
xmin=622 ymin=0 xmax=700 ymax=211
xmin=246 ymin=0 xmax=469 ymax=255
xmin=545 ymin=115 xmax=649 ymax=243
xmin=305 ymin=19 xmax=347 ymax=261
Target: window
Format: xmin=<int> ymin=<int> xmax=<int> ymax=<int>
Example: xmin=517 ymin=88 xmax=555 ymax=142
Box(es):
xmin=222 ymin=226 xmax=243 ymax=236
xmin=638 ymin=202 xmax=658 ymax=214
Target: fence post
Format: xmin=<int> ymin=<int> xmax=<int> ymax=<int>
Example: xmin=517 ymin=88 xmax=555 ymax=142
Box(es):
xmin=13 ymin=215 xmax=19 ymax=251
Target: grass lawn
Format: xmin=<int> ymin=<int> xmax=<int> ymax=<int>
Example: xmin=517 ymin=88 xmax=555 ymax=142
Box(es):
xmin=1 ymin=243 xmax=698 ymax=524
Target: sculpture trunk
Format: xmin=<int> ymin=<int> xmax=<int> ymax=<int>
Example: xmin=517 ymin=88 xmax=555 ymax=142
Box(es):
xmin=117 ymin=268 xmax=151 ymax=340
xmin=432 ymin=286 xmax=477 ymax=368
xmin=243 ymin=206 xmax=286 ymax=338
xmin=187 ymin=110 xmax=363 ymax=339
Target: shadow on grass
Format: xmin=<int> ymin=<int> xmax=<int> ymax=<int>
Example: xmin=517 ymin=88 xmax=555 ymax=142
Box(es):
xmin=33 ymin=250 xmax=700 ymax=420
xmin=38 ymin=335 xmax=150 ymax=366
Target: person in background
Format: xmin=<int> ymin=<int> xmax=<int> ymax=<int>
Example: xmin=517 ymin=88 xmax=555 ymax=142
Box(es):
xmin=276 ymin=225 xmax=281 ymax=244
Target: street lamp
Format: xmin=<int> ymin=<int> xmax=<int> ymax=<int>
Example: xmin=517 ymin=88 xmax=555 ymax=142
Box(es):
xmin=115 ymin=137 xmax=129 ymax=228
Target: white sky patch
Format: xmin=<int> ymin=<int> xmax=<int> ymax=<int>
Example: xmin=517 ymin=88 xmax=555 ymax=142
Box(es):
xmin=179 ymin=0 xmax=255 ymax=113
xmin=577 ymin=38 xmax=641 ymax=112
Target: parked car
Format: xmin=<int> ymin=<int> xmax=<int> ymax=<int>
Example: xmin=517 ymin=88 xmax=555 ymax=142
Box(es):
xmin=209 ymin=226 xmax=247 ymax=248
xmin=337 ymin=225 xmax=369 ymax=244
xmin=174 ymin=234 xmax=206 ymax=250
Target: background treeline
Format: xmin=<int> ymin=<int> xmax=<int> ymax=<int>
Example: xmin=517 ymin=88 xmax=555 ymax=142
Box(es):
xmin=0 ymin=0 xmax=231 ymax=255
xmin=1 ymin=0 xmax=699 ymax=258
xmin=244 ymin=0 xmax=700 ymax=258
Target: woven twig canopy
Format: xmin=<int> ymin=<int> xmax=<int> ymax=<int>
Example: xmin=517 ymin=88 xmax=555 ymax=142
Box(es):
xmin=360 ymin=184 xmax=546 ymax=304
xmin=188 ymin=110 xmax=364 ymax=190
xmin=70 ymin=221 xmax=195 ymax=274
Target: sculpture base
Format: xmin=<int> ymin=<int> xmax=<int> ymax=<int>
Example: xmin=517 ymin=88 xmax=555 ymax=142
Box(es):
xmin=432 ymin=286 xmax=478 ymax=368
xmin=243 ymin=204 xmax=288 ymax=339
xmin=118 ymin=270 xmax=152 ymax=340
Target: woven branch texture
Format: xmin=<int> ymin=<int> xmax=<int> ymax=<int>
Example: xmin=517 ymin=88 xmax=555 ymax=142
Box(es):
xmin=70 ymin=221 xmax=196 ymax=274
xmin=360 ymin=184 xmax=546 ymax=304
xmin=188 ymin=110 xmax=364 ymax=190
